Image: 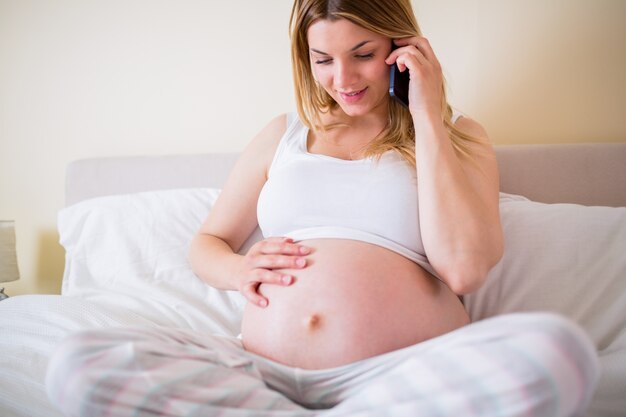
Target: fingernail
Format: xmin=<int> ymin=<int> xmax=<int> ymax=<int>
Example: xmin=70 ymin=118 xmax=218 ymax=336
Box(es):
xmin=296 ymin=258 xmax=306 ymax=267
xmin=299 ymin=246 xmax=310 ymax=254
xmin=259 ymin=299 xmax=268 ymax=307
xmin=282 ymin=275 xmax=292 ymax=285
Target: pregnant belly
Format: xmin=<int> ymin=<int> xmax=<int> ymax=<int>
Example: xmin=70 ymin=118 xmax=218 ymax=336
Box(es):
xmin=241 ymin=239 xmax=469 ymax=369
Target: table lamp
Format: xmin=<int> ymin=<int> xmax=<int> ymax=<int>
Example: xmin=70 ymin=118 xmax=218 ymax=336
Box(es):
xmin=0 ymin=220 xmax=20 ymax=301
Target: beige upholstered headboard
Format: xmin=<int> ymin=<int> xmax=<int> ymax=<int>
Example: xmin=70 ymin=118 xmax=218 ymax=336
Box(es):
xmin=65 ymin=143 xmax=626 ymax=207
xmin=495 ymin=143 xmax=626 ymax=207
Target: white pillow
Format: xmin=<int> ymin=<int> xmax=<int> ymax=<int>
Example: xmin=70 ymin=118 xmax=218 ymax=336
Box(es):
xmin=58 ymin=188 xmax=250 ymax=336
xmin=465 ymin=194 xmax=626 ymax=349
xmin=464 ymin=194 xmax=626 ymax=415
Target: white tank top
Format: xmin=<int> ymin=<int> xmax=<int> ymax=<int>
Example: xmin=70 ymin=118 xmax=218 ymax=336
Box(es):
xmin=257 ymin=112 xmax=461 ymax=276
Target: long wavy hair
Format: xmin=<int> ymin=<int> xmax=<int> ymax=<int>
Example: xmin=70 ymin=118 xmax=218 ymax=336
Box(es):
xmin=289 ymin=0 xmax=483 ymax=165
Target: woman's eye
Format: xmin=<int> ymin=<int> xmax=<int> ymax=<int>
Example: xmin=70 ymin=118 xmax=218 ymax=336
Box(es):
xmin=314 ymin=53 xmax=373 ymax=65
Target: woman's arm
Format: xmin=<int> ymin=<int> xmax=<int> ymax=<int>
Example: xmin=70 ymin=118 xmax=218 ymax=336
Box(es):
xmin=188 ymin=114 xmax=309 ymax=306
xmin=388 ymin=37 xmax=503 ymax=294
xmin=414 ymin=115 xmax=503 ymax=295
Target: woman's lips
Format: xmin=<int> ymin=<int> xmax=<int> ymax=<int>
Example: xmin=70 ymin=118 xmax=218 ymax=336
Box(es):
xmin=339 ymin=87 xmax=368 ymax=103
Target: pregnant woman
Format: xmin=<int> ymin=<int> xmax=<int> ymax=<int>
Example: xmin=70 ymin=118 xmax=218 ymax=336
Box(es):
xmin=46 ymin=1 xmax=598 ymax=416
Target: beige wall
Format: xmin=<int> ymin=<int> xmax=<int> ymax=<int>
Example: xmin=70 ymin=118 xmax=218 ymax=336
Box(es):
xmin=1 ymin=0 xmax=625 ymax=296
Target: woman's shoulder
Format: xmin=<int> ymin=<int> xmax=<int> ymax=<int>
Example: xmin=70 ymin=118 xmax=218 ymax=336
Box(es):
xmin=453 ymin=114 xmax=489 ymax=142
xmin=260 ymin=113 xmax=290 ymax=141
xmin=238 ymin=113 xmax=294 ymax=175
xmin=246 ymin=113 xmax=289 ymax=150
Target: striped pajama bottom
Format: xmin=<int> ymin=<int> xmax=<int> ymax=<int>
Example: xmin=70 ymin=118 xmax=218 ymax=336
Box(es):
xmin=45 ymin=312 xmax=598 ymax=417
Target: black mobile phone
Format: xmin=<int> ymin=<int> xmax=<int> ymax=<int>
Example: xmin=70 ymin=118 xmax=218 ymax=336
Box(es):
xmin=389 ymin=64 xmax=410 ymax=108
xmin=388 ymin=49 xmax=410 ymax=108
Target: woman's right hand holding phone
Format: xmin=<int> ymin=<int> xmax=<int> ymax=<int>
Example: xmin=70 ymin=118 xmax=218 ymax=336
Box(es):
xmin=236 ymin=236 xmax=309 ymax=308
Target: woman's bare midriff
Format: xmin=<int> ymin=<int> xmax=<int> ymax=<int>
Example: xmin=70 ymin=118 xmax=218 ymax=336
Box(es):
xmin=241 ymin=239 xmax=470 ymax=369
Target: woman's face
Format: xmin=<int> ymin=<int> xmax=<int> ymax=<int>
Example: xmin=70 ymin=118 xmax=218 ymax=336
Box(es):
xmin=307 ymin=18 xmax=392 ymax=118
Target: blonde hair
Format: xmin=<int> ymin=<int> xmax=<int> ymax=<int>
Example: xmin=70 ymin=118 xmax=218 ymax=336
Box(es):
xmin=289 ymin=0 xmax=483 ymax=165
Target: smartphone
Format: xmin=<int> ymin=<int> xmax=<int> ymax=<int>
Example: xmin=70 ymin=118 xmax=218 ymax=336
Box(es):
xmin=389 ymin=41 xmax=410 ymax=107
xmin=389 ymin=63 xmax=410 ymax=108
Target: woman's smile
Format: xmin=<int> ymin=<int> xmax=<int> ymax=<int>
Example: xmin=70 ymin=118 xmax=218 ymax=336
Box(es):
xmin=339 ymin=87 xmax=368 ymax=103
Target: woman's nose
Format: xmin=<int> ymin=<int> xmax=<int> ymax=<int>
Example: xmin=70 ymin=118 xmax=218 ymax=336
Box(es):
xmin=334 ymin=62 xmax=356 ymax=88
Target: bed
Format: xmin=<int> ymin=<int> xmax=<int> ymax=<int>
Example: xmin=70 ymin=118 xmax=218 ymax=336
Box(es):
xmin=1 ymin=143 xmax=625 ymax=417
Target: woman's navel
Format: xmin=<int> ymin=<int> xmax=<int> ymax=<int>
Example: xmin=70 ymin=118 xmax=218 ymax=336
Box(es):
xmin=304 ymin=313 xmax=323 ymax=330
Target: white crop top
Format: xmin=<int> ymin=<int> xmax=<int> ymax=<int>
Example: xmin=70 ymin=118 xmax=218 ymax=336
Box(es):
xmin=257 ymin=112 xmax=462 ymax=276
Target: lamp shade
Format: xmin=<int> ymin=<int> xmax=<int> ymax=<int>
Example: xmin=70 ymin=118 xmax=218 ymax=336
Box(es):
xmin=0 ymin=220 xmax=20 ymax=283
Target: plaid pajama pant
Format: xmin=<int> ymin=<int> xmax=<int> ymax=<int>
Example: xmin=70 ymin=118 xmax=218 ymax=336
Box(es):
xmin=46 ymin=312 xmax=598 ymax=417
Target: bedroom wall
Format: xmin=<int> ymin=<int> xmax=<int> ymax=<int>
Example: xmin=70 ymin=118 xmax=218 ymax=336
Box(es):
xmin=1 ymin=0 xmax=625 ymax=296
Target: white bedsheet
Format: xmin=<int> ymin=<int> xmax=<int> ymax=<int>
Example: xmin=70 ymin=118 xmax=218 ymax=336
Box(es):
xmin=0 ymin=295 xmax=149 ymax=417
xmin=0 ymin=291 xmax=243 ymax=417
